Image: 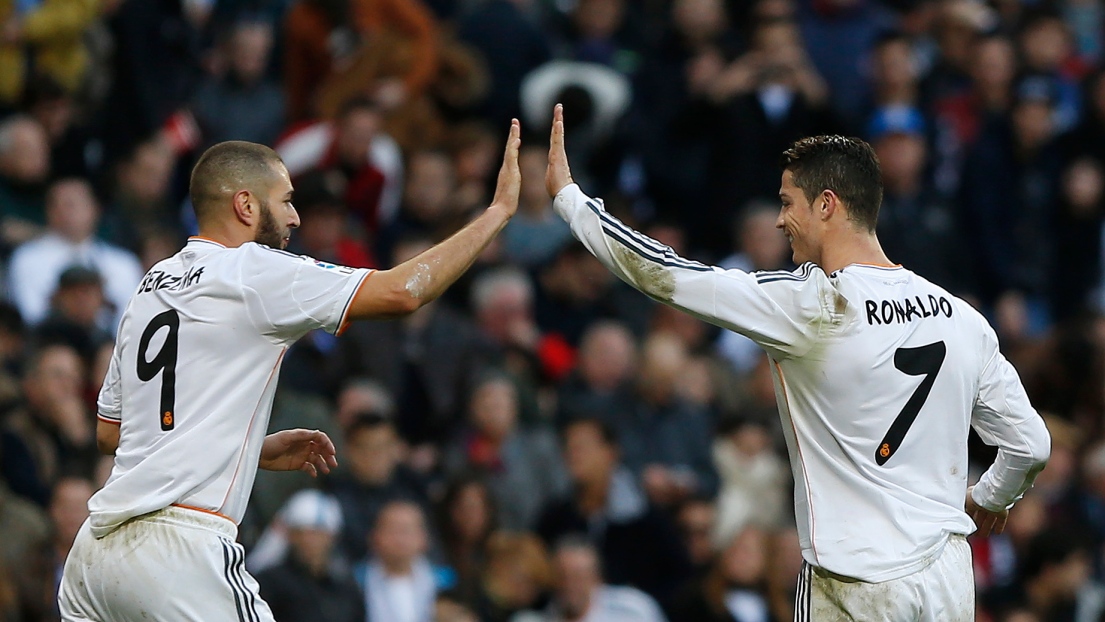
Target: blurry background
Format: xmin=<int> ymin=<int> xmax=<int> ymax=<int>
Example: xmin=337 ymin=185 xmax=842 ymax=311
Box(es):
xmin=0 ymin=0 xmax=1101 ymax=620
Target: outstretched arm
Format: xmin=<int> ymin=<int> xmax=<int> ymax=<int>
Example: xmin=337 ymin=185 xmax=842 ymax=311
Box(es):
xmin=545 ymin=105 xmax=822 ymax=358
xmin=345 ymin=120 xmax=522 ymax=320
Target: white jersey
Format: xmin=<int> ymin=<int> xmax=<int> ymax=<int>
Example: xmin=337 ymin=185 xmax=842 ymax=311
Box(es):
xmin=554 ymin=184 xmax=1050 ymax=583
xmin=89 ymin=238 xmax=371 ymax=538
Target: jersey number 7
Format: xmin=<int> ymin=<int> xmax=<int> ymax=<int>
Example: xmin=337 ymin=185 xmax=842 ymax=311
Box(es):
xmin=875 ymin=341 xmax=946 ymax=465
xmin=137 ymin=310 xmax=180 ymax=431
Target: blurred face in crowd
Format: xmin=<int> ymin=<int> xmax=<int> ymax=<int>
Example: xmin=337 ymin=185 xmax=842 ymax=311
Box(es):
xmin=288 ymin=527 xmax=336 ymax=576
xmin=31 ymin=94 xmax=75 ymax=141
xmin=563 ymin=421 xmax=618 ymax=487
xmin=677 ymin=500 xmax=717 ymax=567
xmin=53 ymin=281 xmax=105 ymax=328
xmin=1012 ymin=100 xmax=1055 ymax=151
xmin=345 ymin=422 xmax=401 ymax=485
xmin=229 ymin=22 xmax=273 ymax=85
xmin=484 ymin=534 xmax=553 ymax=608
xmin=874 ymin=133 xmax=927 ymax=195
xmin=372 ymin=502 xmax=429 ymax=572
xmin=578 ymin=323 xmax=636 ymax=392
xmin=872 ymin=38 xmax=915 ymax=93
xmin=25 ymin=345 xmax=84 ymax=412
xmin=777 ymin=169 xmax=824 ymax=266
xmin=50 ymin=478 xmax=93 ymax=552
xmin=336 ymin=382 xmax=392 ymax=428
xmin=0 ymin=117 xmax=50 ymax=184
xmin=336 ymin=107 xmax=381 ymax=167
xmin=470 ymin=378 xmax=518 ymax=442
xmin=1063 ymin=158 xmax=1104 ymax=217
xmin=449 ymin=482 xmax=492 ymax=544
xmin=297 ymin=202 xmax=346 ymax=255
xmin=554 ymin=546 xmax=601 ymax=618
xmin=738 ymin=206 xmax=790 ymax=271
xmin=404 ymin=151 xmax=456 ymax=224
xmin=46 ymin=179 xmax=100 ymax=242
xmin=637 ymin=333 xmax=687 ymax=405
xmin=672 ymin=0 xmax=726 ymax=46
xmin=1019 ymin=18 xmax=1070 ymax=72
xmin=971 ymin=36 xmax=1016 ymax=95
xmin=475 ymin=278 xmax=534 ymax=344
xmin=519 ymin=146 xmax=550 ymax=212
xmin=720 ymin=526 xmax=768 ymax=587
xmin=118 ymin=139 xmax=175 ymax=206
xmin=574 ymin=0 xmax=625 ymax=40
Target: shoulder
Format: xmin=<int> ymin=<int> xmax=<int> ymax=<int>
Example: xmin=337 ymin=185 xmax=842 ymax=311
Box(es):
xmin=751 ymin=262 xmax=824 ymax=286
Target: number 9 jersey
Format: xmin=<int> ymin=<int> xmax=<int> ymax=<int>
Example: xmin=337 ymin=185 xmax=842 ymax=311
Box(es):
xmin=89 ymin=237 xmax=372 ymax=538
xmin=552 ymin=184 xmax=1052 ymax=584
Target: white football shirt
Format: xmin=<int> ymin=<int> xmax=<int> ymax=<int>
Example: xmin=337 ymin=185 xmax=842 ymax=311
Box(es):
xmin=89 ymin=237 xmax=371 ymax=538
xmin=554 ymin=184 xmax=1051 ymax=583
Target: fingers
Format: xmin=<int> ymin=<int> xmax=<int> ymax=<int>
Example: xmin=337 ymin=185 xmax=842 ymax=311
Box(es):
xmin=994 ymin=512 xmax=1009 ymax=535
xmin=550 ymin=103 xmax=563 ymax=152
xmin=301 ymin=461 xmax=318 ymax=478
xmin=311 ymin=431 xmax=339 ymax=468
xmin=504 ymin=118 xmax=521 ymax=160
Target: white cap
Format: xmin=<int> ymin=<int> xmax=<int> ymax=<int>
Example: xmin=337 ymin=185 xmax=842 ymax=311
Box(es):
xmin=280 ymin=490 xmax=343 ymax=533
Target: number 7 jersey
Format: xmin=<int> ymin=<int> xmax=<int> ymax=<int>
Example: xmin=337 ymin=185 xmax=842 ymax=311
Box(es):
xmin=89 ymin=238 xmax=371 ymax=538
xmin=552 ymin=184 xmax=1051 ymax=583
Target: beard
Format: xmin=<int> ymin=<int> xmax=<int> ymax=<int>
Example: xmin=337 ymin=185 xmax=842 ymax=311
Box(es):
xmin=254 ymin=199 xmax=288 ymax=249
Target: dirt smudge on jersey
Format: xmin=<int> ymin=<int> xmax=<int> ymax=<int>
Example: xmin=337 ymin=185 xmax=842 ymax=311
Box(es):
xmin=611 ymin=241 xmax=675 ymax=302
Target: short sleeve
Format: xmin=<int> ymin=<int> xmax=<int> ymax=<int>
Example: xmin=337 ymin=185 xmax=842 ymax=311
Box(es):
xmin=239 ymin=244 xmax=372 ymax=343
xmin=97 ymin=342 xmax=123 ymax=425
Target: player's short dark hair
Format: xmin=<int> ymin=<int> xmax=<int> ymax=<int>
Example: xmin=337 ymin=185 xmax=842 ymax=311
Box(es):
xmin=189 ymin=141 xmax=284 ymax=224
xmin=781 ymin=135 xmax=883 ymax=233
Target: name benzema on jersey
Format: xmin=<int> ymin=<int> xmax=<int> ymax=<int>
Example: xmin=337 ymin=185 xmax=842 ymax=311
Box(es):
xmin=137 ymin=265 xmax=205 ymax=295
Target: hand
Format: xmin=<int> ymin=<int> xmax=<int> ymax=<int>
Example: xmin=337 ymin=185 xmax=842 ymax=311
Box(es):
xmin=546 ymin=103 xmax=574 ymax=198
xmin=490 ymin=118 xmax=522 ymax=216
xmin=259 ymin=429 xmax=338 ymax=477
xmin=966 ymin=485 xmax=1008 ymax=537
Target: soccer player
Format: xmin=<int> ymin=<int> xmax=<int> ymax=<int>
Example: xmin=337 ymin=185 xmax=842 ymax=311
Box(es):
xmin=544 ymin=104 xmax=1050 ymax=621
xmin=57 ymin=120 xmax=522 ymax=621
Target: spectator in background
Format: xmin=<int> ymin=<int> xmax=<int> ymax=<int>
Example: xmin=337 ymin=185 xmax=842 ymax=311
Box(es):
xmin=278 ymin=97 xmax=404 ymax=237
xmin=334 ymin=235 xmax=496 ymax=445
xmin=443 ymin=374 xmax=568 ymax=531
xmin=500 ymin=145 xmax=572 ymax=268
xmin=21 ymin=74 xmax=97 ymax=180
xmin=675 ymin=498 xmax=718 ymax=575
xmin=865 ymin=31 xmax=919 ymax=117
xmin=961 ymin=75 xmax=1064 ymax=338
xmin=921 ymin=0 xmax=988 ymax=110
xmin=471 ymin=267 xmax=543 ymax=379
xmin=534 ymin=243 xmax=633 ymax=348
xmin=377 ymin=149 xmax=461 ymax=264
xmin=617 ymin=333 xmax=717 ymax=506
xmin=869 ymin=105 xmax=969 ymax=292
xmin=711 ymin=416 xmax=788 ymax=550
xmin=0 ymin=115 xmax=50 ymax=245
xmin=1016 ymin=530 xmax=1105 ymax=621
xmin=536 ymin=417 xmax=691 ymax=602
xmin=0 ymin=303 xmax=25 ymax=411
xmin=102 ymin=135 xmax=180 ymax=253
xmin=1052 ymin=157 xmax=1105 ymax=319
xmin=191 ymin=17 xmax=285 ymax=148
xmin=33 ymin=266 xmax=112 ymax=361
xmin=327 ymin=413 xmax=429 ymax=562
xmin=256 ymin=490 xmax=365 ymax=622
xmin=668 ymin=526 xmax=773 ymax=622
xmin=8 ymin=178 xmax=143 ymax=331
xmin=284 ymin=170 xmax=374 ymax=268
xmin=458 ymin=0 xmax=551 ymax=129
xmin=556 ymin=320 xmax=636 ymax=425
xmin=436 ymin=476 xmax=496 ymax=604
xmin=0 ymin=0 xmax=98 ymax=107
xmin=358 ymin=500 xmax=440 ymax=622
xmin=554 ymin=0 xmax=641 ymax=74
xmin=1016 ymin=7 xmax=1084 ymax=133
xmin=283 ymin=0 xmax=439 ymax=123
xmin=46 ymin=477 xmax=92 ymax=616
xmin=1 ymin=344 xmax=94 ymax=506
xmin=0 ymin=475 xmax=49 ymax=621
xmin=519 ymin=536 xmax=667 ymax=622
xmin=474 ymin=532 xmax=554 ymax=622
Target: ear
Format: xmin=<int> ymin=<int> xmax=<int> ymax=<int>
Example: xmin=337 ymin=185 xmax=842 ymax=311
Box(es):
xmin=232 ymin=190 xmax=255 ymax=226
xmin=819 ymin=190 xmax=839 ymax=222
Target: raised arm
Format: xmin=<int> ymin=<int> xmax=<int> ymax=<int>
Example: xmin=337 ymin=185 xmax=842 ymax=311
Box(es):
xmin=545 ymin=105 xmax=824 ymax=358
xmin=345 ymin=120 xmax=521 ymax=320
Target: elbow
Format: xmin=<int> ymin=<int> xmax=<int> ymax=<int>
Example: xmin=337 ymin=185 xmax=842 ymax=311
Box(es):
xmin=1029 ymin=431 xmax=1051 ymax=469
xmin=382 ymin=283 xmax=424 ymax=317
xmin=96 ymin=438 xmax=116 ymax=456
xmin=96 ymin=420 xmax=120 ymax=455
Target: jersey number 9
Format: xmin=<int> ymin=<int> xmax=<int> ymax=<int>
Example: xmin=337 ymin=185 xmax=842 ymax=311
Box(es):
xmin=137 ymin=310 xmax=180 ymax=431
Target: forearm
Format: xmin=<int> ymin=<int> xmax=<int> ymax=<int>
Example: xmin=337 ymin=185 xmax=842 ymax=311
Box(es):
xmin=971 ymin=403 xmax=1051 ymax=511
xmin=348 ymin=205 xmax=511 ymax=319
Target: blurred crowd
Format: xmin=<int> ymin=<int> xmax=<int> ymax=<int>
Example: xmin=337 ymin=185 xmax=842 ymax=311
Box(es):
xmin=0 ymin=0 xmax=1103 ymax=620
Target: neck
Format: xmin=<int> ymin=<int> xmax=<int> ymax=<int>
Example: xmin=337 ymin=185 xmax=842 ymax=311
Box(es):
xmin=818 ymin=231 xmax=892 ymax=275
xmin=577 ymin=477 xmax=610 ymax=515
xmin=195 ymin=223 xmax=252 ymax=248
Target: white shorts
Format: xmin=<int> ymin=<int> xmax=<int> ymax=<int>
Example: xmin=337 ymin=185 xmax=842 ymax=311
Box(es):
xmin=794 ymin=534 xmax=974 ymax=622
xmin=58 ymin=506 xmax=275 ymax=622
